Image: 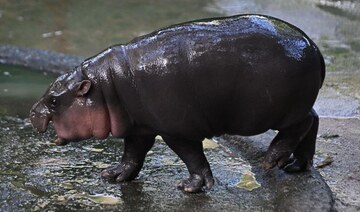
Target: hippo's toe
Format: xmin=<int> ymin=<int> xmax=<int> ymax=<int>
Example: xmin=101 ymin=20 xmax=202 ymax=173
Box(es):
xmin=177 ymin=173 xmax=214 ymax=193
xmin=101 ymin=161 xmax=142 ymax=182
xmin=283 ymin=158 xmax=312 ymax=172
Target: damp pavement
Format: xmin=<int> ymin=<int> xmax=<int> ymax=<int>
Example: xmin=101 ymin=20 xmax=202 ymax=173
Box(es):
xmin=0 ymin=117 xmax=333 ymax=211
xmin=1 ymin=0 xmax=360 ymax=211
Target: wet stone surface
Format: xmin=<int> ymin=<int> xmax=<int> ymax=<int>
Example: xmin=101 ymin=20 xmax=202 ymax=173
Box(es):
xmin=0 ymin=117 xmax=333 ymax=211
xmin=316 ymin=118 xmax=360 ymax=211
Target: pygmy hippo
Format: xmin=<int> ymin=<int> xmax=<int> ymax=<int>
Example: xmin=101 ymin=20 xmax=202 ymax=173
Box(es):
xmin=30 ymin=14 xmax=325 ymax=193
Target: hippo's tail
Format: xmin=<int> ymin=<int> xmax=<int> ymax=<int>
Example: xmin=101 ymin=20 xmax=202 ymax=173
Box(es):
xmin=308 ymin=37 xmax=325 ymax=89
xmin=318 ymin=51 xmax=326 ymax=89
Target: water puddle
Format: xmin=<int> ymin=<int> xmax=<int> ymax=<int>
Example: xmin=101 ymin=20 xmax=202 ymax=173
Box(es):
xmin=10 ymin=178 xmax=48 ymax=197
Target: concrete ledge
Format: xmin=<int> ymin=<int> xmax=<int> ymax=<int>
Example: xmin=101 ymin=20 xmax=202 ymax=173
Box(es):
xmin=0 ymin=45 xmax=84 ymax=75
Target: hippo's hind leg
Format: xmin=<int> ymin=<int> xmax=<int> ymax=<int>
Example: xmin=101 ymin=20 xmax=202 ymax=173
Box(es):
xmin=263 ymin=109 xmax=318 ymax=172
xmin=101 ymin=135 xmax=155 ymax=182
xmin=162 ymin=136 xmax=214 ymax=193
xmin=283 ymin=109 xmax=318 ymax=172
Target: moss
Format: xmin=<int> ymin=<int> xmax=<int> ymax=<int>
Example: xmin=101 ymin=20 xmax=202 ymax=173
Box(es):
xmin=348 ymin=40 xmax=360 ymax=52
xmin=316 ymin=4 xmax=360 ymax=21
xmin=318 ymin=38 xmax=360 ymax=73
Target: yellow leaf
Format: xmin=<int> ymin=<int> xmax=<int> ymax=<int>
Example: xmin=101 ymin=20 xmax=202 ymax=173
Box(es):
xmin=83 ymin=147 xmax=104 ymax=153
xmin=92 ymin=162 xmax=111 ymax=169
xmin=202 ymin=138 xmax=219 ymax=149
xmin=88 ymin=194 xmax=121 ymax=205
xmin=235 ymin=171 xmax=261 ymax=191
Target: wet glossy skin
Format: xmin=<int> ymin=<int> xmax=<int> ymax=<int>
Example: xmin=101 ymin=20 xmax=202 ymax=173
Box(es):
xmin=30 ymin=14 xmax=325 ymax=193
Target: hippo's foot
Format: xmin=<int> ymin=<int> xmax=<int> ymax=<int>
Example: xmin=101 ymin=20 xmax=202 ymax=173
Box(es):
xmin=101 ymin=161 xmax=141 ymax=182
xmin=262 ymin=151 xmax=313 ymax=173
xmin=177 ymin=171 xmax=214 ymax=193
xmin=282 ymin=157 xmax=312 ymax=172
xmin=262 ymin=150 xmax=293 ymax=170
xmin=263 ymin=109 xmax=318 ymax=173
xmin=162 ymin=135 xmax=214 ymax=193
xmin=262 ymin=153 xmax=311 ymax=172
xmin=101 ymin=135 xmax=155 ymax=182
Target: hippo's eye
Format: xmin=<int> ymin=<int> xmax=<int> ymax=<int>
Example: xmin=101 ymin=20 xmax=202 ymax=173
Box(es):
xmin=49 ymin=96 xmax=57 ymax=108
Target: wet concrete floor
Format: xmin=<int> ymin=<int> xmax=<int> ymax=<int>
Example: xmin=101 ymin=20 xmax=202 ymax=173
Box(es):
xmin=0 ymin=116 xmax=333 ymax=211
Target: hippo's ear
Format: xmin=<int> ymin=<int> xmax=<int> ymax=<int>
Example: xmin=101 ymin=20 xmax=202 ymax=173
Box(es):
xmin=76 ymin=80 xmax=91 ymax=96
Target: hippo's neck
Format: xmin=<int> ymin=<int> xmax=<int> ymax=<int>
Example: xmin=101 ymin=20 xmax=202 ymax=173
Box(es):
xmin=106 ymin=45 xmax=159 ymax=135
xmin=82 ymin=47 xmax=133 ymax=138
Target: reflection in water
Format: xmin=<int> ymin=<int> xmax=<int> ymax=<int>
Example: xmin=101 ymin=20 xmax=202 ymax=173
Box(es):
xmin=120 ymin=182 xmax=154 ymax=210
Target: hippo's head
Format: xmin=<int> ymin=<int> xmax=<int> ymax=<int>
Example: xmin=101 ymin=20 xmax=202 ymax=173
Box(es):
xmin=29 ymin=66 xmax=117 ymax=145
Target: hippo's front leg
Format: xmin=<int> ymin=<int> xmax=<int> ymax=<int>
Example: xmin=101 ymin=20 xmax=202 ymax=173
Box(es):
xmin=162 ymin=136 xmax=214 ymax=193
xmin=101 ymin=135 xmax=155 ymax=182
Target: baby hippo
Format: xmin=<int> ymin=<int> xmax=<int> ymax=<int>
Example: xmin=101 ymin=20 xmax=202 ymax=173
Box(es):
xmin=30 ymin=14 xmax=325 ymax=193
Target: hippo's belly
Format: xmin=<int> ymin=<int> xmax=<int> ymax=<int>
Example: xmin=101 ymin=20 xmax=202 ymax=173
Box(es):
xmin=120 ymin=16 xmax=322 ymax=139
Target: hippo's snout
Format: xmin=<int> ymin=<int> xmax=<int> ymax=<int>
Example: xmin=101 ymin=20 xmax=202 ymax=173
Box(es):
xmin=29 ymin=101 xmax=51 ymax=133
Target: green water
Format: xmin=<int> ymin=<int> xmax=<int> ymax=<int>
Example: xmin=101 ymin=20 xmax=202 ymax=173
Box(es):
xmin=0 ymin=65 xmax=56 ymax=117
xmin=1 ymin=0 xmax=359 ymax=105
xmin=0 ymin=0 xmax=219 ymax=57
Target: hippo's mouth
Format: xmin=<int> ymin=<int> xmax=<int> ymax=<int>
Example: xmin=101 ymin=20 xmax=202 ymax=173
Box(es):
xmin=29 ymin=112 xmax=69 ymax=146
xmin=54 ymin=137 xmax=70 ymax=146
xmin=30 ymin=113 xmax=51 ymax=134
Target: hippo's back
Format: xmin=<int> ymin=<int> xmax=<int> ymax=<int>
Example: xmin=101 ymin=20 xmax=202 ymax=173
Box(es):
xmin=119 ymin=15 xmax=324 ymax=139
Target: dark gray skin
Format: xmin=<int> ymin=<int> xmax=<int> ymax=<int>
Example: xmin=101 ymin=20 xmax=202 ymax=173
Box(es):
xmin=30 ymin=14 xmax=325 ymax=193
